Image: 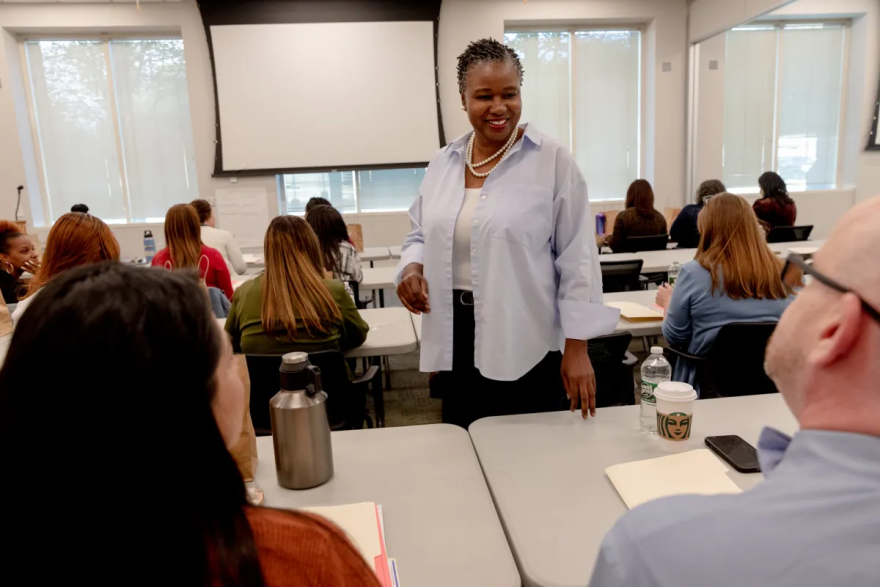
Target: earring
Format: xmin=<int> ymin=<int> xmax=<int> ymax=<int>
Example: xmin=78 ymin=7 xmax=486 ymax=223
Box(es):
xmin=461 ymin=105 xmax=466 ymax=111
xmin=1 ymin=260 xmax=12 ymax=274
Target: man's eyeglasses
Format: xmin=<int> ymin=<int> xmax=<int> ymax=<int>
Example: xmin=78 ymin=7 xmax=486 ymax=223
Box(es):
xmin=782 ymin=253 xmax=880 ymax=325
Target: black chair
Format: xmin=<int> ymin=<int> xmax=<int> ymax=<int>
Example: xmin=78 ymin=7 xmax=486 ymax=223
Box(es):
xmin=588 ymin=333 xmax=637 ymax=408
xmin=663 ymin=322 xmax=778 ymax=398
xmin=767 ymin=225 xmax=813 ymax=243
xmin=348 ymin=280 xmax=373 ymax=310
xmin=601 ymin=260 xmax=645 ymax=293
xmin=619 ymin=233 xmax=670 ymax=253
xmin=245 ymin=351 xmax=378 ymax=435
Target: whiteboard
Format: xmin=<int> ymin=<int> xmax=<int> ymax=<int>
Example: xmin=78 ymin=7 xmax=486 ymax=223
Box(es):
xmin=214 ymin=187 xmax=269 ymax=249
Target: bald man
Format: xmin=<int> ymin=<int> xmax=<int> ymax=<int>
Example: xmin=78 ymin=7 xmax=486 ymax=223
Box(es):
xmin=588 ymin=197 xmax=880 ymax=587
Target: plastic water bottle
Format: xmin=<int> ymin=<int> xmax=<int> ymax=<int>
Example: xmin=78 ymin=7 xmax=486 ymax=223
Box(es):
xmin=668 ymin=260 xmax=682 ymax=286
xmin=143 ymin=230 xmax=156 ymax=264
xmin=640 ymin=347 xmax=671 ymax=433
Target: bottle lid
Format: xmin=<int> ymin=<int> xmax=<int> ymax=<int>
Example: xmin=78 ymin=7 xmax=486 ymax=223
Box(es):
xmin=655 ymin=381 xmax=696 ymax=401
xmin=650 ymin=346 xmax=664 ymax=355
xmin=282 ymin=352 xmax=309 ymax=365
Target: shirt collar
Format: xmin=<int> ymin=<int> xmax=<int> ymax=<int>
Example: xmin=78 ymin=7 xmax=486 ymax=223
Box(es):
xmin=757 ymin=427 xmax=792 ymax=474
xmin=446 ymin=122 xmax=542 ymax=157
xmin=758 ymin=426 xmax=880 ymax=478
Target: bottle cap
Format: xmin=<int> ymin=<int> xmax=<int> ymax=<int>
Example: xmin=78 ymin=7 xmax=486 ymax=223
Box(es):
xmin=282 ymin=352 xmax=309 ymax=365
xmin=650 ymin=346 xmax=664 ymax=355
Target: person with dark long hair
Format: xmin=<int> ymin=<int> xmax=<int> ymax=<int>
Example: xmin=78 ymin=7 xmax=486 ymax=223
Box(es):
xmin=754 ymin=171 xmax=797 ymax=229
xmin=669 ymin=179 xmax=726 ymax=249
xmin=152 ymin=204 xmax=234 ymax=300
xmin=0 ymin=220 xmax=39 ymax=303
xmin=605 ymin=179 xmax=668 ymax=253
xmin=0 ymin=263 xmax=381 ymax=586
xmin=306 ymin=205 xmax=363 ymax=283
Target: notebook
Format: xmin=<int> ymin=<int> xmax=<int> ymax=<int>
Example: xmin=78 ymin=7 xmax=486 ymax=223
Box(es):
xmin=605 ymin=300 xmax=664 ymax=321
xmin=302 ymin=502 xmax=394 ymax=587
xmin=605 ymin=449 xmax=743 ymax=509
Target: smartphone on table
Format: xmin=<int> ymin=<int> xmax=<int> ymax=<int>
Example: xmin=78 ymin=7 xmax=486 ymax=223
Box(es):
xmin=705 ymin=435 xmax=761 ymax=473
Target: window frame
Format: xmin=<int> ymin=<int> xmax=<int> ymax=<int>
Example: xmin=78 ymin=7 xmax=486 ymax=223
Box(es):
xmin=722 ymin=20 xmax=850 ymax=194
xmin=18 ymin=33 xmax=193 ymax=225
xmin=504 ymin=24 xmax=646 ymax=201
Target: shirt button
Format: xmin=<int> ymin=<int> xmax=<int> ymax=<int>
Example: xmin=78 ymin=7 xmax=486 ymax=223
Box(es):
xmin=473 ymin=219 xmax=479 ymax=225
xmin=481 ymin=195 xmax=487 ymax=200
xmin=472 ymin=248 xmax=476 ymax=254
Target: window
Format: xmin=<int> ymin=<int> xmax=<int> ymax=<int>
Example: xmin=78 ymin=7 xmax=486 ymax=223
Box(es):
xmin=281 ymin=167 xmax=426 ymax=215
xmin=722 ymin=23 xmax=846 ymax=192
xmin=23 ymin=38 xmax=198 ymax=224
xmin=505 ymin=29 xmax=641 ymax=201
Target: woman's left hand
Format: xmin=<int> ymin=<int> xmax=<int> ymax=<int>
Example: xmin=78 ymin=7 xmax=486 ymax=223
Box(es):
xmin=655 ymin=283 xmax=673 ymax=309
xmin=21 ymin=259 xmax=41 ymax=276
xmin=561 ymin=339 xmax=597 ymax=419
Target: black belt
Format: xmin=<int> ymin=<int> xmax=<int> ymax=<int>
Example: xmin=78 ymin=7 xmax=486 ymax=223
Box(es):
xmin=453 ymin=290 xmax=474 ymax=306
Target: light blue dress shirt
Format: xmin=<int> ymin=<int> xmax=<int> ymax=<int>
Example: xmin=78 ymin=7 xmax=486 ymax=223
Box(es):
xmin=664 ymin=261 xmax=794 ymax=391
xmin=589 ymin=427 xmax=880 ymax=587
xmin=396 ymin=124 xmax=619 ymax=381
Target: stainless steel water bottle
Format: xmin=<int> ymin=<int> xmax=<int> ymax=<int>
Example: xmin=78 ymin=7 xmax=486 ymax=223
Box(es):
xmin=269 ymin=352 xmax=333 ymax=489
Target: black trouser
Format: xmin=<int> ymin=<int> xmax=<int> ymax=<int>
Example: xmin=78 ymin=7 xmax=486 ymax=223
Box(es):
xmin=437 ymin=290 xmax=566 ymax=429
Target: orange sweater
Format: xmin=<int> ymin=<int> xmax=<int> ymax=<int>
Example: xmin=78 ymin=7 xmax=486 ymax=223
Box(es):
xmin=246 ymin=507 xmax=382 ymax=587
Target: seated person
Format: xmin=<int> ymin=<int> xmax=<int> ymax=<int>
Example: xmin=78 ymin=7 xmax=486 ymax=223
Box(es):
xmin=305 ymin=196 xmax=332 ymax=219
xmin=306 ymin=205 xmax=363 ymax=284
xmin=590 ymin=196 xmax=880 ymax=587
xmin=0 ymin=263 xmax=381 ymax=587
xmin=12 ymin=212 xmax=119 ymax=323
xmin=191 ymin=199 xmax=247 ymax=276
xmin=605 ymin=180 xmax=667 ymax=253
xmin=669 ymin=179 xmax=725 ymax=249
xmin=655 ymin=194 xmax=795 ymax=391
xmin=152 ymin=204 xmax=233 ymax=300
xmin=70 ymin=203 xmax=89 ymax=213
xmin=225 ymin=215 xmax=368 ymax=356
xmin=0 ymin=220 xmax=40 ymax=303
xmin=754 ymin=171 xmax=797 ymax=229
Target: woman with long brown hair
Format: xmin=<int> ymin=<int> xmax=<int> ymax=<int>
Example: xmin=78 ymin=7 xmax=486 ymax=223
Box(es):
xmin=605 ymin=179 xmax=668 ymax=252
xmin=305 ymin=205 xmax=363 ymax=283
xmin=655 ymin=194 xmax=796 ymax=391
xmin=225 ymin=215 xmax=367 ymax=356
xmin=11 ymin=212 xmax=120 ymax=323
xmin=151 ymin=204 xmax=233 ymax=300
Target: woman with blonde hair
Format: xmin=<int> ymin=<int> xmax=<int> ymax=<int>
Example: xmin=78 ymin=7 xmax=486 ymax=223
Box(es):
xmin=152 ymin=204 xmax=233 ymax=300
xmin=655 ymin=194 xmax=796 ymax=391
xmin=225 ymin=215 xmax=367 ymax=356
xmin=11 ymin=212 xmax=120 ymax=323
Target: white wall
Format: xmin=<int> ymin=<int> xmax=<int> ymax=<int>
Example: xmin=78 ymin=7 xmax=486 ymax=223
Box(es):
xmin=689 ymin=0 xmax=795 ymax=43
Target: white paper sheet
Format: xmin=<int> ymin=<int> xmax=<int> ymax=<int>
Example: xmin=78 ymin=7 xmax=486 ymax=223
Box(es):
xmin=214 ymin=188 xmax=269 ymax=248
xmin=302 ymin=502 xmax=386 ymax=578
xmin=605 ymin=449 xmax=743 ymax=509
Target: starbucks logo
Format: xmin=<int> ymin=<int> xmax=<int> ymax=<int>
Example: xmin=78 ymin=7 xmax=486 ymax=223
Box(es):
xmin=656 ymin=411 xmax=691 ymax=441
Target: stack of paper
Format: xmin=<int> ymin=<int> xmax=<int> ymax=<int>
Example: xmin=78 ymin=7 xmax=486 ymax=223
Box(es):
xmin=302 ymin=502 xmax=399 ymax=586
xmin=605 ymin=449 xmax=743 ymax=509
xmin=605 ymin=300 xmax=664 ymax=321
xmin=242 ymin=254 xmax=264 ymax=264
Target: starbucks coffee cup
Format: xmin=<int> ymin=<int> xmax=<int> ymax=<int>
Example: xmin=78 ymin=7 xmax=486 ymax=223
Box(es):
xmin=654 ymin=382 xmax=697 ymax=453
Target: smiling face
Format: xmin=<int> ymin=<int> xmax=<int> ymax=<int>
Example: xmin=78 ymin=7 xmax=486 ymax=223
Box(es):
xmin=1 ymin=235 xmax=38 ymax=275
xmin=461 ymin=60 xmax=522 ymax=149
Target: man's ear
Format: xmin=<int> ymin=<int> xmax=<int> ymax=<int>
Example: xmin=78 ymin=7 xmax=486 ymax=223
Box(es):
xmin=809 ymin=293 xmax=863 ymax=369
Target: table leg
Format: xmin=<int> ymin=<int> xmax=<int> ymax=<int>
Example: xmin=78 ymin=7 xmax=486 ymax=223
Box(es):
xmin=372 ymin=357 xmax=386 ymax=428
xmin=369 ymin=260 xmax=374 ymax=268
xmin=383 ymin=355 xmax=391 ymax=389
xmin=642 ymin=336 xmax=651 ymax=356
xmin=379 ymin=289 xmax=385 ymax=308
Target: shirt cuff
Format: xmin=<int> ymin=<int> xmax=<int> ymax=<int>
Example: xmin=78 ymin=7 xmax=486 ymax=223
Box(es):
xmin=559 ymin=300 xmax=620 ymax=341
xmin=394 ymin=244 xmax=425 ymax=286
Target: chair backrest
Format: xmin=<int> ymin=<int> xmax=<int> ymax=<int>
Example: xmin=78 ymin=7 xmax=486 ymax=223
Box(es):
xmin=621 ymin=233 xmax=669 ymax=253
xmin=588 ymin=332 xmax=635 ymax=407
xmin=663 ymin=207 xmax=681 ymax=231
xmin=245 ymin=351 xmax=364 ymax=435
xmin=701 ymin=322 xmax=779 ymax=398
xmin=346 ymin=223 xmax=365 ymax=252
xmin=766 ymin=225 xmax=813 ymax=243
xmin=600 ymin=259 xmax=644 ymax=293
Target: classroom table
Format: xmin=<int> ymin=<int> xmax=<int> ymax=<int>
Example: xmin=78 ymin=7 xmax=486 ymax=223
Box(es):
xmin=600 ymin=239 xmax=826 ymax=273
xmin=468 ymin=394 xmax=798 ymax=587
xmin=389 ymin=245 xmax=402 ymax=259
xmin=254 ymin=425 xmax=521 ymax=587
xmin=360 ymin=247 xmax=392 ymax=267
xmin=361 ymin=266 xmax=398 ymax=307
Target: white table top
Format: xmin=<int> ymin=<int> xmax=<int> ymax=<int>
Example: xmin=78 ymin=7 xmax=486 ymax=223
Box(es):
xmin=361 ymin=247 xmax=392 ymax=262
xmin=255 ymin=425 xmax=520 ymax=587
xmin=600 ymin=239 xmax=826 ymax=273
xmin=344 ymin=307 xmax=417 ymax=358
xmin=389 ymin=245 xmax=402 ymax=259
xmin=361 ymin=266 xmax=398 ymax=291
xmin=469 ymin=394 xmax=798 ymax=587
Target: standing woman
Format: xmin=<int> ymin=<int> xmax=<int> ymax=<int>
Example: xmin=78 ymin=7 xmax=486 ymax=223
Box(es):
xmin=152 ymin=204 xmax=234 ymax=300
xmin=396 ymin=39 xmax=618 ymax=428
xmin=753 ymin=171 xmax=797 ymax=229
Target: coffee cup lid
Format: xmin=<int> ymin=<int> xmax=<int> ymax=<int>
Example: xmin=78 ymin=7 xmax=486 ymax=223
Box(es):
xmin=655 ymin=381 xmax=696 ymax=401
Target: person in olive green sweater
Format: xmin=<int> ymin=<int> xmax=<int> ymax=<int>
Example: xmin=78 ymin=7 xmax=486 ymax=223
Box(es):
xmin=225 ymin=216 xmax=368 ymax=356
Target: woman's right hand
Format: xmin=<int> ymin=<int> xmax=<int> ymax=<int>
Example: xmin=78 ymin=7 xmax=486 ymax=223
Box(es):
xmin=397 ymin=263 xmax=430 ymax=315
xmin=21 ymin=259 xmax=41 ymax=276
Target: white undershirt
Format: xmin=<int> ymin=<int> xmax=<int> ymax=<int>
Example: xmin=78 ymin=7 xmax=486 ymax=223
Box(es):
xmin=453 ymin=188 xmax=482 ymax=291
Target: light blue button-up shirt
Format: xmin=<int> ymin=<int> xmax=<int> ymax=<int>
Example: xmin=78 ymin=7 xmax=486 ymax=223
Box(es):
xmin=589 ymin=427 xmax=880 ymax=587
xmin=396 ymin=124 xmax=619 ymax=381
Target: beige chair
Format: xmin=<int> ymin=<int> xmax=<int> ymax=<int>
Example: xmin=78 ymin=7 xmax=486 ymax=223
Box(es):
xmin=604 ymin=210 xmax=620 ymax=236
xmin=664 ymin=207 xmax=681 ymax=232
xmin=347 ymin=223 xmax=364 ymax=253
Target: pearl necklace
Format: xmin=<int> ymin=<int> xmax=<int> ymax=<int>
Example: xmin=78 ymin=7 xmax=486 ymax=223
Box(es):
xmin=466 ymin=126 xmax=519 ymax=178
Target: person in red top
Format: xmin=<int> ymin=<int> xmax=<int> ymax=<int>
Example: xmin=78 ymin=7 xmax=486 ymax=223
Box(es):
xmin=152 ymin=203 xmax=234 ymax=299
xmin=753 ymin=171 xmax=797 ymax=229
